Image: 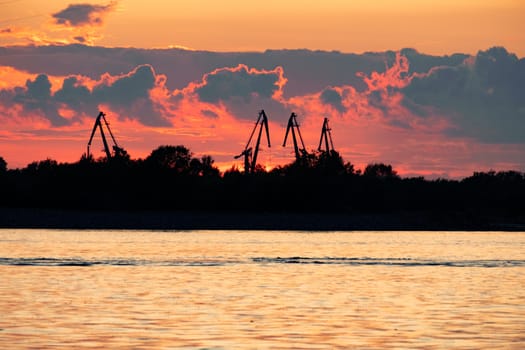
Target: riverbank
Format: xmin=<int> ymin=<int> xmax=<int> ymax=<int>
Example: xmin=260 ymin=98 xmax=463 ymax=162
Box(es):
xmin=1 ymin=208 xmax=524 ymax=231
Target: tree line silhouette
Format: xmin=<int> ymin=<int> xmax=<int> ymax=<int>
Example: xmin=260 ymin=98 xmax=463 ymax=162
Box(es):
xmin=0 ymin=147 xmax=524 ymax=223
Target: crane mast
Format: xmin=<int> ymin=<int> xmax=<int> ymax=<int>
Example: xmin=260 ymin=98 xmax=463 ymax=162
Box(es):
xmin=318 ymin=117 xmax=335 ymax=153
xmin=235 ymin=110 xmax=271 ymax=174
xmin=86 ymin=111 xmax=124 ymax=160
xmin=283 ymin=112 xmax=307 ymax=161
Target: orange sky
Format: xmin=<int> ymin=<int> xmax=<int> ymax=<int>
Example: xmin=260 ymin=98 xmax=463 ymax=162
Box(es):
xmin=0 ymin=1 xmax=524 ymax=177
xmin=1 ymin=0 xmax=524 ymax=56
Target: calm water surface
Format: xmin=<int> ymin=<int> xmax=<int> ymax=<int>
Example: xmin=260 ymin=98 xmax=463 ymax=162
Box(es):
xmin=1 ymin=229 xmax=524 ymax=349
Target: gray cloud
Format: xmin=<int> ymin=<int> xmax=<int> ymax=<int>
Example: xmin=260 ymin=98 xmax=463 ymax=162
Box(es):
xmin=201 ymin=109 xmax=218 ymax=118
xmin=93 ymin=65 xmax=155 ymax=105
xmin=92 ymin=64 xmax=170 ymax=126
xmin=224 ymin=96 xmax=291 ymax=124
xmin=73 ymin=36 xmax=87 ymax=43
xmin=55 ymin=76 xmax=92 ymax=106
xmin=195 ymin=65 xmax=282 ymax=103
xmin=188 ymin=64 xmax=291 ymax=121
xmin=403 ymin=47 xmax=525 ymax=143
xmin=320 ymin=87 xmax=345 ymax=113
xmin=13 ymin=74 xmax=68 ymax=126
xmin=52 ymin=2 xmax=116 ymax=27
xmin=2 ymin=64 xmax=171 ymax=127
xmin=0 ymin=45 xmax=465 ymax=95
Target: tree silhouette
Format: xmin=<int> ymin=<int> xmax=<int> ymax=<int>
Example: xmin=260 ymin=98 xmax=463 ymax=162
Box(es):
xmin=188 ymin=155 xmax=220 ymax=177
xmin=24 ymin=158 xmax=58 ymax=175
xmin=111 ymin=145 xmax=131 ymax=163
xmin=1 ymin=142 xmax=524 ymax=229
xmin=0 ymin=156 xmax=6 ymax=173
xmin=146 ymin=145 xmax=192 ymax=173
xmin=314 ymin=150 xmax=347 ymax=175
xmin=364 ymin=163 xmax=399 ymax=179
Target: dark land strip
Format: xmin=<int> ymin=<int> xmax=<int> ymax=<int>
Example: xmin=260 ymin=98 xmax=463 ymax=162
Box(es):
xmin=1 ymin=208 xmax=524 ymax=231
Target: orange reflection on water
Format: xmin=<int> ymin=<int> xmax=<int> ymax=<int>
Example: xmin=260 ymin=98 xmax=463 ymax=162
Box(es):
xmin=1 ymin=230 xmax=524 ymax=349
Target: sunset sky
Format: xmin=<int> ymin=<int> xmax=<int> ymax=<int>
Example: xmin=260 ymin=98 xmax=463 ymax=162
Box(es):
xmin=1 ymin=0 xmax=524 ymax=177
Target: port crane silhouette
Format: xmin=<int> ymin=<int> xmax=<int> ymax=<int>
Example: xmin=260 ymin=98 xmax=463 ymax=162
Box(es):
xmin=283 ymin=112 xmax=308 ymax=162
xmin=235 ymin=110 xmax=271 ymax=174
xmin=318 ymin=117 xmax=335 ymax=154
xmin=86 ymin=111 xmax=127 ymax=160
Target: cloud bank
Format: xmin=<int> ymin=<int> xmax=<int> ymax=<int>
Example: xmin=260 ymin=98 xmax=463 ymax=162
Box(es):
xmin=403 ymin=47 xmax=525 ymax=143
xmin=0 ymin=45 xmax=523 ymax=177
xmin=0 ymin=63 xmax=171 ymax=127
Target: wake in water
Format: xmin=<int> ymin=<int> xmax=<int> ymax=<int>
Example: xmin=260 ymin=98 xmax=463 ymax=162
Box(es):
xmin=252 ymin=257 xmax=525 ymax=267
xmin=0 ymin=257 xmax=232 ymax=267
xmin=1 ymin=257 xmax=524 ymax=268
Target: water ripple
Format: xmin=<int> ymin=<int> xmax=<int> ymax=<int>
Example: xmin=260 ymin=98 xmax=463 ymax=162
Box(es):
xmin=1 ymin=256 xmax=524 ymax=268
xmin=251 ymin=257 xmax=525 ymax=268
xmin=0 ymin=257 xmax=236 ymax=267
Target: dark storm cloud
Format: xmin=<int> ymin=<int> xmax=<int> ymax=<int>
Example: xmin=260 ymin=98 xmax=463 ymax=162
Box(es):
xmin=403 ymin=47 xmax=525 ymax=143
xmin=52 ymin=2 xmax=116 ymax=27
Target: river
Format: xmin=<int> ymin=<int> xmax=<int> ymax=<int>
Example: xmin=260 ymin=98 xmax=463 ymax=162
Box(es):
xmin=1 ymin=229 xmax=524 ymax=349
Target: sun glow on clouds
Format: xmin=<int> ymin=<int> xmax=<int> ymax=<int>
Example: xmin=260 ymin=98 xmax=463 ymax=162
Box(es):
xmin=0 ymin=47 xmax=524 ymax=178
xmin=1 ymin=1 xmax=524 ymax=177
xmin=0 ymin=1 xmax=117 ymax=46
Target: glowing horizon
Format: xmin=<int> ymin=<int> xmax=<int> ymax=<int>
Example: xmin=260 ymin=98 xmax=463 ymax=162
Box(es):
xmin=0 ymin=1 xmax=524 ymax=178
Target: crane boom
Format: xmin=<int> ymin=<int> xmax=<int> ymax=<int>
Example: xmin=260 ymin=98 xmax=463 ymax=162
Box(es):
xmin=283 ymin=112 xmax=307 ymax=160
xmin=87 ymin=112 xmax=112 ymax=159
xmin=86 ymin=111 xmax=125 ymax=160
xmin=101 ymin=113 xmax=119 ymax=148
xmin=235 ymin=110 xmax=271 ymax=174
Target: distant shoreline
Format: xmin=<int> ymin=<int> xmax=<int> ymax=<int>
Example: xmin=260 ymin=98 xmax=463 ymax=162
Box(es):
xmin=1 ymin=208 xmax=524 ymax=231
